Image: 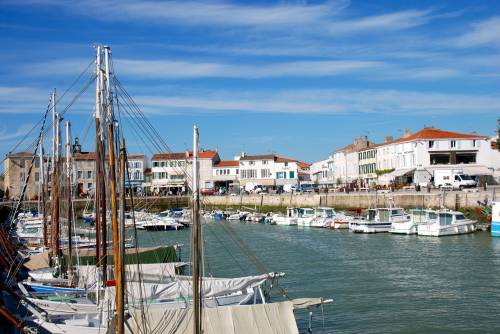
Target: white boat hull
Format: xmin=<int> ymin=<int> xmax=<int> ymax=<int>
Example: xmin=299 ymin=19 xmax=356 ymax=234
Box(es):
xmin=417 ymin=221 xmax=477 ymax=236
xmin=390 ymin=222 xmax=418 ymax=235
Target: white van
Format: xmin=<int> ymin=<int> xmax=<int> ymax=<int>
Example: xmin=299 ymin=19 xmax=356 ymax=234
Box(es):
xmin=434 ymin=169 xmax=476 ymax=190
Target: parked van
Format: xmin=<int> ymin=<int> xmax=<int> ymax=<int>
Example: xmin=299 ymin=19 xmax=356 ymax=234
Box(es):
xmin=433 ymin=169 xmax=477 ymax=190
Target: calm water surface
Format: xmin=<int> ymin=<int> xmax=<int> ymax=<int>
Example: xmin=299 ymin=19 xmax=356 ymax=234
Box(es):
xmin=137 ymin=221 xmax=500 ymax=334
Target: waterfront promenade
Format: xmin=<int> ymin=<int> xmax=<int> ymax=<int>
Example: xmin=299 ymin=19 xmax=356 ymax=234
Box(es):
xmin=3 ymin=188 xmax=497 ymax=212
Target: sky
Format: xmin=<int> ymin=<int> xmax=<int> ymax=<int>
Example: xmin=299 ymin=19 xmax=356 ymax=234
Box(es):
xmin=0 ymin=0 xmax=499 ymax=164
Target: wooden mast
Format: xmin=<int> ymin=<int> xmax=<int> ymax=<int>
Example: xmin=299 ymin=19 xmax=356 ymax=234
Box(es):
xmin=94 ymin=46 xmax=102 ymax=277
xmin=54 ymin=107 xmax=61 ymax=261
xmin=103 ymin=45 xmax=123 ymax=334
xmin=65 ymin=121 xmax=73 ymax=279
xmin=192 ymin=125 xmax=202 ymax=334
xmin=39 ymin=136 xmax=48 ymax=248
xmin=117 ymin=137 xmax=126 ymax=334
xmin=49 ymin=90 xmax=56 ymax=259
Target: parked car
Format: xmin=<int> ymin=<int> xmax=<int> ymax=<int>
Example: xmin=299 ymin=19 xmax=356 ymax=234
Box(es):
xmin=201 ymin=188 xmax=216 ymax=195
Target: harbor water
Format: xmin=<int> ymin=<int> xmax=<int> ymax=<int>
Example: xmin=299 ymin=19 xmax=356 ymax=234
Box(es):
xmin=136 ymin=221 xmax=500 ymax=334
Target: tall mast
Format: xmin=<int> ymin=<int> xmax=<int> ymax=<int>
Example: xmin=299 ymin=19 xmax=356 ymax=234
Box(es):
xmin=65 ymin=121 xmax=73 ymax=279
xmin=117 ymin=138 xmax=126 ymax=334
xmin=99 ymin=57 xmax=108 ymax=283
xmin=54 ymin=108 xmax=60 ymax=261
xmin=103 ymin=45 xmax=122 ymax=334
xmin=94 ymin=46 xmax=102 ymax=278
xmin=39 ymin=136 xmax=47 ymax=248
xmin=49 ymin=91 xmax=56 ymax=258
xmin=192 ymin=125 xmax=202 ymax=334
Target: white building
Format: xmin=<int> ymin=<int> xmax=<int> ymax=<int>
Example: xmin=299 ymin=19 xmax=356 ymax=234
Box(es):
xmin=151 ymin=150 xmax=219 ymax=195
xmin=333 ymin=137 xmax=377 ymax=186
xmin=376 ymin=127 xmax=500 ymax=185
xmin=126 ymin=154 xmax=147 ymax=194
xmin=238 ymin=153 xmax=310 ymax=188
xmin=311 ymin=156 xmax=335 ymax=187
xmin=212 ymin=160 xmax=240 ymax=190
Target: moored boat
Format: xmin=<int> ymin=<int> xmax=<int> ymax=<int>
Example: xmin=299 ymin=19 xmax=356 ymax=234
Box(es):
xmin=417 ymin=210 xmax=477 ymax=236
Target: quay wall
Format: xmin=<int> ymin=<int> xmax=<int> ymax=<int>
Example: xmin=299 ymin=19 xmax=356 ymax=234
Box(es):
xmin=2 ymin=189 xmax=496 ymax=213
xmin=201 ymin=190 xmax=498 ymax=211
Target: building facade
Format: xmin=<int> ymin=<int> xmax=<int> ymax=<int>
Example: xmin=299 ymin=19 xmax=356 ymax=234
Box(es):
xmin=126 ymin=154 xmax=147 ymax=194
xmin=376 ymin=128 xmax=500 ymax=185
xmin=3 ymin=152 xmax=41 ymax=200
xmin=151 ymin=150 xmax=219 ymax=195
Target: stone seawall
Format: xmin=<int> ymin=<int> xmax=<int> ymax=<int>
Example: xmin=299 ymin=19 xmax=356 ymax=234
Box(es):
xmin=2 ymin=189 xmax=496 ymax=213
xmin=201 ymin=190 xmax=498 ymax=210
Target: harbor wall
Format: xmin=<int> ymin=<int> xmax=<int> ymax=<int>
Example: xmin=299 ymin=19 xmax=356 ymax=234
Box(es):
xmin=200 ymin=190 xmax=497 ymax=210
xmin=2 ymin=189 xmax=496 ymax=212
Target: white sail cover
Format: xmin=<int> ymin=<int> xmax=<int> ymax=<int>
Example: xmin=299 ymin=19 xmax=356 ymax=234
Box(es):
xmin=76 ymin=262 xmax=187 ymax=288
xmin=126 ymin=301 xmax=299 ymax=334
xmin=106 ymin=273 xmax=273 ymax=302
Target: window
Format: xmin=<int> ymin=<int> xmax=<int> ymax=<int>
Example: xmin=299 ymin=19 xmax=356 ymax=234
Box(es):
xmin=249 ymin=161 xmax=255 ymax=165
xmin=276 ymin=172 xmax=286 ymax=179
xmin=472 ymin=140 xmax=477 ymax=147
xmin=450 ymin=140 xmax=456 ymax=148
xmin=160 ymin=161 xmax=166 ymax=167
xmin=77 ymin=170 xmax=83 ymax=179
xmin=19 ymin=159 xmax=25 ymax=168
xmin=20 ymin=171 xmax=26 ymax=182
xmin=153 ymin=161 xmax=159 ymax=167
xmin=262 ymin=160 xmax=268 ymax=165
xmin=261 ymin=169 xmax=270 ymax=178
xmin=284 ymin=162 xmax=288 ymax=167
xmin=35 ymin=172 xmax=40 ymax=182
xmin=428 ymin=141 xmax=434 ymax=149
xmin=236 ymin=169 xmax=239 ymax=174
xmin=289 ymin=171 xmax=295 ymax=179
xmin=87 ymin=183 xmax=93 ymax=190
xmin=87 ymin=171 xmax=92 ymax=178
xmin=134 ymin=171 xmax=141 ymax=180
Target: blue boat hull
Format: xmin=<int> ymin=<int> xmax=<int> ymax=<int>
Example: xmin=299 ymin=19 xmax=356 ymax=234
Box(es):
xmin=29 ymin=284 xmax=85 ymax=294
xmin=491 ymin=221 xmax=500 ymax=237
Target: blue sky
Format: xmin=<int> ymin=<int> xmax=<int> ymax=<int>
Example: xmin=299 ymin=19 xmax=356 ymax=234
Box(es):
xmin=0 ymin=0 xmax=499 ymax=163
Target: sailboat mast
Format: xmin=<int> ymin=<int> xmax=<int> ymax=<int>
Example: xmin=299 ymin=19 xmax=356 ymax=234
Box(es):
xmin=192 ymin=125 xmax=202 ymax=334
xmin=94 ymin=46 xmax=102 ymax=276
xmin=54 ymin=106 xmax=60 ymax=260
xmin=117 ymin=137 xmax=126 ymax=334
xmin=103 ymin=45 xmax=122 ymax=334
xmin=39 ymin=136 xmax=48 ymax=248
xmin=65 ymin=121 xmax=73 ymax=278
xmin=49 ymin=91 xmax=56 ymax=258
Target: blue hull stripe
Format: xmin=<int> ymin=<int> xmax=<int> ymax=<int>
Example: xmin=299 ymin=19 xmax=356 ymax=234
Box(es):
xmin=491 ymin=221 xmax=500 ymax=237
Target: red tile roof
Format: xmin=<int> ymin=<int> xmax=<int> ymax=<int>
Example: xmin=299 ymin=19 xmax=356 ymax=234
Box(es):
xmin=297 ymin=161 xmax=311 ymax=168
xmin=6 ymin=151 xmax=35 ymax=157
xmin=214 ymin=160 xmax=239 ymax=167
xmin=127 ymin=154 xmax=146 ymax=159
xmin=240 ymin=154 xmax=276 ymax=161
xmin=390 ymin=127 xmax=487 ymax=144
xmin=152 ymin=150 xmax=218 ymax=161
xmin=74 ymin=152 xmax=97 ymax=160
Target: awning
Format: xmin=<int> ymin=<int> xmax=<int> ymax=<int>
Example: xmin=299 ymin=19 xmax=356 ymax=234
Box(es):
xmin=455 ymin=165 xmax=493 ymax=176
xmin=427 ymin=165 xmax=493 ymax=176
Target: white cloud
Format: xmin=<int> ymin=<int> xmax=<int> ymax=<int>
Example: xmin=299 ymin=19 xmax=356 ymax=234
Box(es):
xmin=327 ymin=10 xmax=432 ymax=34
xmin=115 ymin=58 xmax=382 ymax=79
xmin=129 ymin=88 xmax=500 ymax=116
xmin=454 ymin=16 xmax=500 ymax=48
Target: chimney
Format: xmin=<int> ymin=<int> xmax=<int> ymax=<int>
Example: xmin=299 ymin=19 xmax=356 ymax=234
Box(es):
xmin=72 ymin=137 xmax=82 ymax=154
xmin=384 ymin=136 xmax=394 ymax=143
